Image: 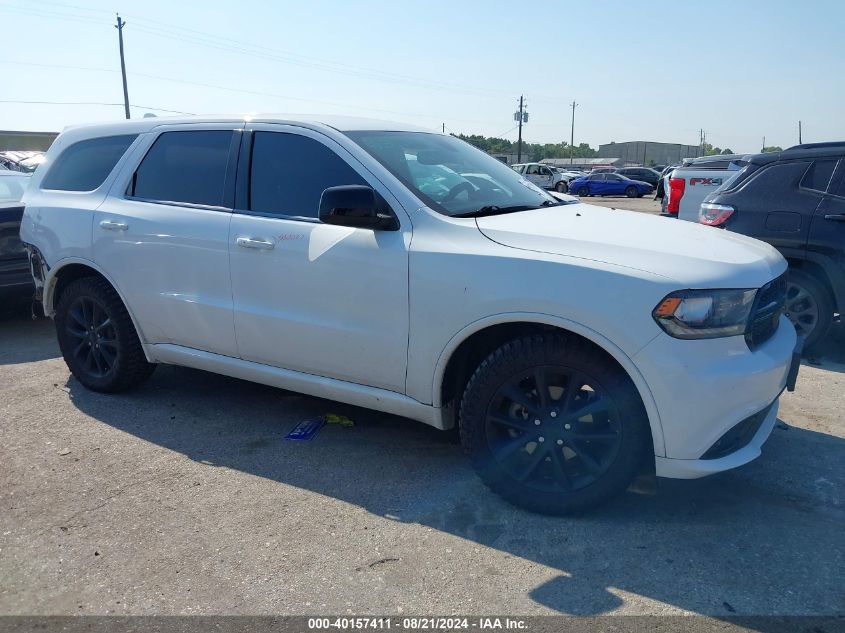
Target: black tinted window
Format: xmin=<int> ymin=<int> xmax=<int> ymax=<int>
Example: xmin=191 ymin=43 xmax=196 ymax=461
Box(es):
xmin=42 ymin=135 xmax=136 ymax=191
xmin=130 ymin=131 xmax=233 ymax=207
xmin=800 ymin=160 xmax=837 ymax=192
xmin=249 ymin=132 xmax=365 ymax=218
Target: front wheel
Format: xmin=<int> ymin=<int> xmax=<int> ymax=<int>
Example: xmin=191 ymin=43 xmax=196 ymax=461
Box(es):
xmin=55 ymin=276 xmax=156 ymax=392
xmin=576 ymin=186 xmax=590 ymax=197
xmin=625 ymin=186 xmax=638 ymax=198
xmin=555 ymin=181 xmax=568 ymax=193
xmin=459 ymin=335 xmax=650 ymax=514
xmin=785 ymin=269 xmax=833 ymax=351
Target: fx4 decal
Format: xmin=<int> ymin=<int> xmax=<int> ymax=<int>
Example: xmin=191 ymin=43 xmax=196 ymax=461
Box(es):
xmin=690 ymin=177 xmax=723 ymax=187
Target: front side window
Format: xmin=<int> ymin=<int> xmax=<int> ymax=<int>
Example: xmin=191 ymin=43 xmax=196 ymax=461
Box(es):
xmin=345 ymin=131 xmax=559 ymax=216
xmin=42 ymin=135 xmax=136 ymax=192
xmin=129 ymin=130 xmax=233 ymax=207
xmin=249 ymin=132 xmax=366 ymax=218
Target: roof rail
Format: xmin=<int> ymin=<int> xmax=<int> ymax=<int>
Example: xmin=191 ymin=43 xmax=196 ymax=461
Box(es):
xmin=786 ymin=141 xmax=845 ymax=151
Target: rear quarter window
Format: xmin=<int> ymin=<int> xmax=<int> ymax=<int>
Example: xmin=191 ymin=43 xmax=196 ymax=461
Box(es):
xmin=799 ymin=159 xmax=837 ymax=193
xmin=41 ymin=135 xmax=137 ymax=192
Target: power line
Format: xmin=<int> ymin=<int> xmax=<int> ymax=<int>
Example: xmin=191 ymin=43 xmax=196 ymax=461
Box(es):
xmin=0 ymin=100 xmax=194 ymax=115
xmin=0 ymin=2 xmax=524 ymax=101
xmin=0 ymin=60 xmax=505 ymax=127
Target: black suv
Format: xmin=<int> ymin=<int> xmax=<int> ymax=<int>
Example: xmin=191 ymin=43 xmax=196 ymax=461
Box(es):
xmin=615 ymin=166 xmax=661 ymax=187
xmin=700 ymin=142 xmax=845 ymax=349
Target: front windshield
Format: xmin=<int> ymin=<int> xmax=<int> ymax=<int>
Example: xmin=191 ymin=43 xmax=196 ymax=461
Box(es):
xmin=345 ymin=131 xmax=562 ymax=216
xmin=0 ymin=175 xmax=29 ymax=202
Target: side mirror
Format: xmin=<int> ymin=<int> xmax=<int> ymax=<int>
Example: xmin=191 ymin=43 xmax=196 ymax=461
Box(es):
xmin=318 ymin=185 xmax=398 ymax=231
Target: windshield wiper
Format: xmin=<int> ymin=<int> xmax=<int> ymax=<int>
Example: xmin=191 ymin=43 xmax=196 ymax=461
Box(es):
xmin=451 ymin=204 xmax=538 ymax=218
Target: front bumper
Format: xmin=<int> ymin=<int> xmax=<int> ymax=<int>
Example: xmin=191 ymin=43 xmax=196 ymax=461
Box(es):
xmin=634 ymin=314 xmax=797 ymax=477
xmin=654 ymin=400 xmax=779 ymax=478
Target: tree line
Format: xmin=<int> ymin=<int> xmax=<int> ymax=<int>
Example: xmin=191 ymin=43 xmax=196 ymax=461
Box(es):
xmin=453 ymin=134 xmax=598 ymax=161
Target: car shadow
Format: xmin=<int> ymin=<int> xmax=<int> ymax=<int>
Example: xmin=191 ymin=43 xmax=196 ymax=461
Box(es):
xmin=803 ymin=323 xmax=845 ymax=373
xmin=64 ymin=364 xmax=845 ymax=621
xmin=0 ymin=291 xmax=60 ymax=365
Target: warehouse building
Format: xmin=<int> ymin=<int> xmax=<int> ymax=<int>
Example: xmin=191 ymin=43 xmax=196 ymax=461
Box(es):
xmin=597 ymin=141 xmax=701 ymax=166
xmin=541 ymin=157 xmax=620 ymax=170
xmin=0 ymin=130 xmax=58 ymax=151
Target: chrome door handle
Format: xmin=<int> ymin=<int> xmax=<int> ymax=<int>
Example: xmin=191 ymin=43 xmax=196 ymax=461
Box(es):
xmin=824 ymin=214 xmax=845 ymax=222
xmin=236 ymin=236 xmax=275 ymax=250
xmin=100 ymin=220 xmax=128 ymax=231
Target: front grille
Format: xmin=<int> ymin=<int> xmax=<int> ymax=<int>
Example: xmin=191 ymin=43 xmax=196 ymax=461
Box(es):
xmin=745 ymin=273 xmax=787 ymax=349
xmin=701 ymin=402 xmax=774 ymax=460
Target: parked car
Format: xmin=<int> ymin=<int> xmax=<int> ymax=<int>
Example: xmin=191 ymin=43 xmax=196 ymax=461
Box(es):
xmin=664 ymin=154 xmax=747 ymax=221
xmin=589 ymin=167 xmax=616 ymax=174
xmin=22 ymin=115 xmax=798 ymax=514
xmin=0 ymin=151 xmax=44 ymax=173
xmin=570 ymin=172 xmax=654 ymax=198
xmin=0 ymin=171 xmax=32 ymax=291
xmin=699 ymin=142 xmax=845 ymax=349
xmin=616 ymin=167 xmax=662 ymax=187
xmin=511 ymin=162 xmax=571 ymax=193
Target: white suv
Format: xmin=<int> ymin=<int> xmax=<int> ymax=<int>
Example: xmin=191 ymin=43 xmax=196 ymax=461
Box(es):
xmin=21 ymin=116 xmax=800 ymax=514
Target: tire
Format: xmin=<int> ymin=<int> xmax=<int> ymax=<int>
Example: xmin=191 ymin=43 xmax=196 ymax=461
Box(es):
xmin=625 ymin=186 xmax=638 ymax=198
xmin=785 ymin=269 xmax=833 ymax=351
xmin=555 ymin=181 xmax=568 ymax=194
xmin=577 ymin=186 xmax=589 ymax=197
xmin=55 ymin=276 xmax=156 ymax=392
xmin=458 ymin=334 xmax=650 ymax=515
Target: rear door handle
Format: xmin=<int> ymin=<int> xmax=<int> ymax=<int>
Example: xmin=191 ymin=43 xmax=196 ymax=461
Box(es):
xmin=100 ymin=220 xmax=128 ymax=231
xmin=824 ymin=214 xmax=845 ymax=222
xmin=236 ymin=236 xmax=275 ymax=250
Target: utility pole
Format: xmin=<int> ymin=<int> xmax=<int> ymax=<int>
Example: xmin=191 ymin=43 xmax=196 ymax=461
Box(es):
xmin=115 ymin=14 xmax=130 ymax=119
xmin=515 ymin=95 xmax=526 ymax=163
xmin=762 ymin=136 xmax=766 ymax=152
xmin=799 ymin=120 xmax=802 ymax=144
xmin=442 ymin=123 xmax=445 ymax=133
xmin=568 ymin=101 xmax=578 ymax=166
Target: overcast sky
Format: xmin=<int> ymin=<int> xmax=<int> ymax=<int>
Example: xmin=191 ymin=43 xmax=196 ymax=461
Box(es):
xmin=2 ymin=0 xmax=843 ymax=153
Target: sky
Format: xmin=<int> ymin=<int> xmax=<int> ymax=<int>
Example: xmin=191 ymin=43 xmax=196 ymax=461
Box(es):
xmin=2 ymin=0 xmax=844 ymax=153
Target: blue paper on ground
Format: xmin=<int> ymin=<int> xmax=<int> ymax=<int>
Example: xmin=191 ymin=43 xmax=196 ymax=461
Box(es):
xmin=285 ymin=417 xmax=325 ymax=441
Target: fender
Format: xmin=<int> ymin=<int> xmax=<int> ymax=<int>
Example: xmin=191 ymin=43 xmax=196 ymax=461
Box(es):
xmin=42 ymin=256 xmax=154 ymax=362
xmin=431 ymin=311 xmax=666 ymax=457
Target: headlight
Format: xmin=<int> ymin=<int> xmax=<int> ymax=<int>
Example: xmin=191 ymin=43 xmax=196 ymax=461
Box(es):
xmin=652 ymin=288 xmax=757 ymax=339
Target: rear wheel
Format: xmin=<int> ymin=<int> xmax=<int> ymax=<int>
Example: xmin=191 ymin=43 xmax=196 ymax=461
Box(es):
xmin=459 ymin=335 xmax=650 ymax=515
xmin=55 ymin=276 xmax=156 ymax=392
xmin=785 ymin=269 xmax=833 ymax=351
xmin=577 ymin=186 xmax=589 ymax=197
xmin=555 ymin=181 xmax=568 ymax=193
xmin=625 ymin=186 xmax=638 ymax=198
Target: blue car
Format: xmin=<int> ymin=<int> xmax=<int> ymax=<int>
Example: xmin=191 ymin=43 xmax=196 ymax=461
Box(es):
xmin=569 ymin=172 xmax=653 ymax=198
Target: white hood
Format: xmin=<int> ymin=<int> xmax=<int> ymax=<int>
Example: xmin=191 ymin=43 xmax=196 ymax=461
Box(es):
xmin=475 ymin=202 xmax=786 ymax=288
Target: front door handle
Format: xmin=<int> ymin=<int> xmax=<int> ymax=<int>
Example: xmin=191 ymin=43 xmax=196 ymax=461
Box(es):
xmin=100 ymin=220 xmax=128 ymax=231
xmin=824 ymin=214 xmax=845 ymax=222
xmin=236 ymin=236 xmax=275 ymax=250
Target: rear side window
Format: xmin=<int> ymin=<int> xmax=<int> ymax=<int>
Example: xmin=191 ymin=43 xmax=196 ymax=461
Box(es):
xmin=129 ymin=131 xmax=234 ymax=207
xmin=800 ymin=159 xmax=837 ymax=193
xmin=41 ymin=135 xmax=136 ymax=192
xmin=249 ymin=132 xmax=365 ymax=219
